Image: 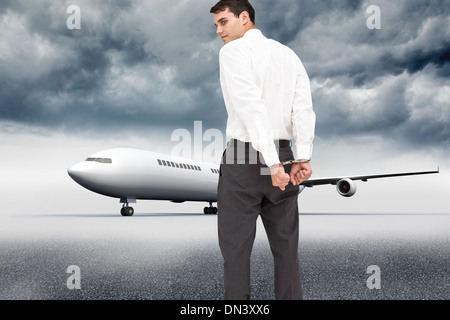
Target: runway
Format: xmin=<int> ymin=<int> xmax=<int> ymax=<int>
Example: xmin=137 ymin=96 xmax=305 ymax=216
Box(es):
xmin=0 ymin=212 xmax=449 ymax=300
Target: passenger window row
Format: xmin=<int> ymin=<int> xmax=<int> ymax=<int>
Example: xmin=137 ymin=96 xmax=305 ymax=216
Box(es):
xmin=157 ymin=159 xmax=202 ymax=171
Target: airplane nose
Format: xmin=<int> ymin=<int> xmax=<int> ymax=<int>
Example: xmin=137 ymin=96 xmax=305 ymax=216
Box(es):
xmin=68 ymin=162 xmax=88 ymax=182
xmin=68 ymin=163 xmax=79 ymax=179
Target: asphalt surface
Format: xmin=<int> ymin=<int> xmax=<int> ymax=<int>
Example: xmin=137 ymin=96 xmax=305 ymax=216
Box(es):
xmin=0 ymin=213 xmax=449 ymax=300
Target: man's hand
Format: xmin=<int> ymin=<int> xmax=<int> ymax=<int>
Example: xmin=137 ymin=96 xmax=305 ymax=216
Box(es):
xmin=289 ymin=162 xmax=312 ymax=186
xmin=270 ymin=165 xmax=290 ymax=191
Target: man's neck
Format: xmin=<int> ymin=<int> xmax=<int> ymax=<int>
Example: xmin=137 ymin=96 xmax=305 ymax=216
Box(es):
xmin=246 ymin=25 xmax=256 ymax=32
xmin=242 ymin=25 xmax=256 ymax=37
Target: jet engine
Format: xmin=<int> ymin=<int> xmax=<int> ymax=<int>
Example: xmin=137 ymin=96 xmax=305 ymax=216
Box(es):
xmin=336 ymin=178 xmax=357 ymax=197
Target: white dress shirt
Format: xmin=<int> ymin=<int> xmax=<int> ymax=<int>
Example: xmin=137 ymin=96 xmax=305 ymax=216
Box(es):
xmin=219 ymin=29 xmax=315 ymax=168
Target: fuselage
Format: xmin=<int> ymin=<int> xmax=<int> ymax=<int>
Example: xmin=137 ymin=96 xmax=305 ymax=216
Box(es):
xmin=68 ymin=148 xmax=219 ymax=202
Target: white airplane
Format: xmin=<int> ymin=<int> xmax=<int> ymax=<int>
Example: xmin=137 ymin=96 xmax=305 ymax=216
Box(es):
xmin=67 ymin=148 xmax=439 ymax=216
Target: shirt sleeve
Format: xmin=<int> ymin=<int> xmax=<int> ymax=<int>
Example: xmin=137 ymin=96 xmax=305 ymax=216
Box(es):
xmin=219 ymin=44 xmax=280 ymax=168
xmin=292 ymin=56 xmax=315 ymax=161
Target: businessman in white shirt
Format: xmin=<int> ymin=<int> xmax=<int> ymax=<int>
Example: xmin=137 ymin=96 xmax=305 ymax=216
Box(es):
xmin=211 ymin=0 xmax=316 ymax=300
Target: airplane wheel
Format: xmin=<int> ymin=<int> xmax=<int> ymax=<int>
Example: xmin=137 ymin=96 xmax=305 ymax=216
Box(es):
xmin=213 ymin=207 xmax=218 ymax=214
xmin=121 ymin=207 xmax=134 ymax=216
xmin=203 ymin=207 xmax=209 ymax=214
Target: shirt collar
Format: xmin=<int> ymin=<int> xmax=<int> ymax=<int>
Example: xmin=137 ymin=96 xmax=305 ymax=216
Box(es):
xmin=243 ymin=28 xmax=264 ymax=39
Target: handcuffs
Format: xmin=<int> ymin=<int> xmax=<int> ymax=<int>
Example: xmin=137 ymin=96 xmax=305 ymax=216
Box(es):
xmin=270 ymin=159 xmax=310 ymax=169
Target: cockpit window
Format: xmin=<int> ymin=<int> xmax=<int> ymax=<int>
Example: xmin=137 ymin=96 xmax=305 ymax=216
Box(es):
xmin=86 ymin=158 xmax=112 ymax=164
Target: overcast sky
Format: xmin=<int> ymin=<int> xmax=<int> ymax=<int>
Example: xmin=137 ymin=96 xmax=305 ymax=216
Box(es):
xmin=1 ymin=0 xmax=449 ymax=215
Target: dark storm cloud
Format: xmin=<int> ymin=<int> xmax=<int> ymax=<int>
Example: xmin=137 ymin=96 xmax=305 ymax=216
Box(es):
xmin=275 ymin=0 xmax=450 ymax=148
xmin=0 ymin=0 xmax=449 ymax=148
xmin=0 ymin=0 xmax=224 ymax=136
xmin=255 ymin=0 xmax=365 ymax=45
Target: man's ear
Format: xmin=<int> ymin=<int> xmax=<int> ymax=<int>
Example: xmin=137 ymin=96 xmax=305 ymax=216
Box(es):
xmin=240 ymin=11 xmax=250 ymax=25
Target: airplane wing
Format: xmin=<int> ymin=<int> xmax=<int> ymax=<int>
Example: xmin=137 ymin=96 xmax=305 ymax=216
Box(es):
xmin=300 ymin=168 xmax=439 ymax=197
xmin=301 ymin=168 xmax=440 ymax=187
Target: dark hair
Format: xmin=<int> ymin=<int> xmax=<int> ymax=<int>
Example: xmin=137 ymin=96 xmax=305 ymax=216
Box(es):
xmin=210 ymin=0 xmax=255 ymax=24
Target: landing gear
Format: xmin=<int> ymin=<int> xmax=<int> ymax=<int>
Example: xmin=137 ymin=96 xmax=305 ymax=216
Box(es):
xmin=204 ymin=202 xmax=218 ymax=215
xmin=121 ymin=205 xmax=134 ymax=216
xmin=120 ymin=197 xmax=136 ymax=216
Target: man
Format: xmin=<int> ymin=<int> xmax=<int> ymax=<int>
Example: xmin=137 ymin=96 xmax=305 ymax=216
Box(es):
xmin=210 ymin=0 xmax=316 ymax=300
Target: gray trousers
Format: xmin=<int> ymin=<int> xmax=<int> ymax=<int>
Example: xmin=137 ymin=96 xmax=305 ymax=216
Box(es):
xmin=217 ymin=140 xmax=302 ymax=300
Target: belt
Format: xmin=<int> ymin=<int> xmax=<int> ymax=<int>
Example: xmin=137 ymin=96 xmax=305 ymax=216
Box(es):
xmin=229 ymin=139 xmax=291 ymax=148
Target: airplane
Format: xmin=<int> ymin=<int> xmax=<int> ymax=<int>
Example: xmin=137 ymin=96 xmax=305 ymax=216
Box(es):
xmin=67 ymin=147 xmax=439 ymax=216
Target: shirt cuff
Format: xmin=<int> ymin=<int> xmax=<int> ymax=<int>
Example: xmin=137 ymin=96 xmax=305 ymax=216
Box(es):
xmin=295 ymin=144 xmax=313 ymax=162
xmin=259 ymin=144 xmax=280 ymax=168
